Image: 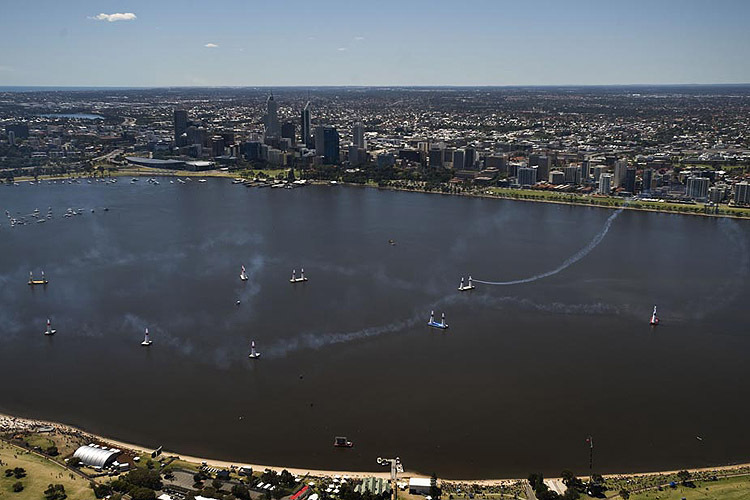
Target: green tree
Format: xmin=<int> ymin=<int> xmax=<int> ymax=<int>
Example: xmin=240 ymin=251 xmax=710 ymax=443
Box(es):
xmin=429 ymin=472 xmax=441 ymax=499
xmin=44 ymin=484 xmax=67 ymax=500
xmin=130 ymin=486 xmax=156 ymax=500
xmin=562 ymin=488 xmax=579 ymax=500
xmin=12 ymin=481 xmax=24 ymax=493
xmin=232 ymin=484 xmax=251 ymax=500
xmin=92 ymin=483 xmax=112 ymax=498
xmin=126 ymin=468 xmax=162 ymax=490
xmin=677 ymin=470 xmax=691 ymax=484
xmin=618 ymin=488 xmax=629 ymax=499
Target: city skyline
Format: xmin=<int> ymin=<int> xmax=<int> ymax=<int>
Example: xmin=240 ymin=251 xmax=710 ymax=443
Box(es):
xmin=1 ymin=0 xmax=749 ymax=87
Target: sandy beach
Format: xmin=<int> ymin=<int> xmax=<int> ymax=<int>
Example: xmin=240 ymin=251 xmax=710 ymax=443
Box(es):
xmin=3 ymin=411 xmax=750 ymax=485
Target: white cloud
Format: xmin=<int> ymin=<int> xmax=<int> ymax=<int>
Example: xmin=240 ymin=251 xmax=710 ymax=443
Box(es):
xmin=91 ymin=12 xmax=137 ymax=22
xmin=354 ymin=36 xmax=365 ymax=41
xmin=337 ymin=47 xmax=347 ymax=51
xmin=204 ymin=43 xmax=219 ymax=48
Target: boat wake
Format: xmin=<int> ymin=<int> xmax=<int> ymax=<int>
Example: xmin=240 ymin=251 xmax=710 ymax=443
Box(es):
xmin=472 ymin=205 xmax=627 ymax=286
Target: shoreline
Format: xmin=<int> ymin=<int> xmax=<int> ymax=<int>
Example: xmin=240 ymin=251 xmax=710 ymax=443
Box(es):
xmin=10 ymin=168 xmax=750 ymax=220
xmin=2 ymin=411 xmax=750 ymax=484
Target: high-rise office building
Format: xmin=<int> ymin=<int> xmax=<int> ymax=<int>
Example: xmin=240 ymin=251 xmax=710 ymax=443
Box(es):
xmin=517 ymin=166 xmax=538 ymax=187
xmin=464 ymin=147 xmax=477 ymax=170
xmin=453 ymin=149 xmax=465 ymax=170
xmin=429 ymin=146 xmax=444 ymax=167
xmin=580 ymin=160 xmax=591 ymax=182
xmin=734 ymin=182 xmax=750 ymax=206
xmin=281 ymin=122 xmax=296 ymax=146
xmin=301 ymin=102 xmax=312 ymax=148
xmin=315 ymin=125 xmax=340 ymax=164
xmin=264 ymin=94 xmax=280 ymax=138
xmin=593 ymin=165 xmax=606 ymax=182
xmin=352 ymin=122 xmax=365 ymax=148
xmin=564 ymin=165 xmax=581 ymax=185
xmin=686 ymin=177 xmax=710 ymax=200
xmin=624 ymin=167 xmax=636 ymax=193
xmin=549 ymin=170 xmax=565 ymax=184
xmin=614 ymin=160 xmax=628 ymax=188
xmin=174 ymin=109 xmax=188 ymax=143
xmin=642 ymin=168 xmax=654 ymax=193
xmin=598 ymin=173 xmax=613 ymax=194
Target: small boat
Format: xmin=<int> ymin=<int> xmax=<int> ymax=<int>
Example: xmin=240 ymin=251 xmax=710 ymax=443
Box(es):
xmin=248 ymin=340 xmax=261 ymax=359
xmin=240 ymin=265 xmax=249 ymax=281
xmin=28 ymin=271 xmax=49 ymax=286
xmin=141 ymin=327 xmax=152 ymax=346
xmin=650 ymin=305 xmax=659 ymax=326
xmin=290 ymin=268 xmax=308 ymax=283
xmin=333 ymin=436 xmax=353 ymax=448
xmin=428 ymin=310 xmax=448 ymax=329
xmin=198 ymin=179 xmax=207 ymax=183
xmin=388 ymin=239 xmax=396 ymax=246
xmin=458 ymin=276 xmax=475 ymax=291
xmin=44 ymin=318 xmax=56 ymax=336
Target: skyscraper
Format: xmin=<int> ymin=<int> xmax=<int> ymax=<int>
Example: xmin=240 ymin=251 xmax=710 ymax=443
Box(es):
xmin=352 ymin=121 xmax=365 ymax=148
xmin=517 ymin=166 xmax=538 ymax=187
xmin=315 ymin=125 xmax=340 ymax=164
xmin=453 ymin=149 xmax=465 ymax=170
xmin=642 ymin=168 xmax=654 ymax=193
xmin=281 ymin=122 xmax=296 ymax=146
xmin=301 ymin=102 xmax=312 ymax=148
xmin=264 ymin=94 xmax=280 ymax=138
xmin=734 ymin=182 xmax=750 ymax=205
xmin=624 ymin=167 xmax=636 ymax=193
xmin=174 ymin=109 xmax=188 ymax=143
xmin=598 ymin=173 xmax=613 ymax=194
xmin=614 ymin=160 xmax=628 ymax=188
xmin=464 ymin=147 xmax=477 ymax=170
xmin=686 ymin=177 xmax=709 ymax=200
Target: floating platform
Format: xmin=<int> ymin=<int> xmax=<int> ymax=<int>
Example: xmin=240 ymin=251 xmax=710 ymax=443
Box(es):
xmin=28 ymin=271 xmax=48 ymax=286
xmin=428 ymin=311 xmax=449 ymax=330
xmin=458 ymin=276 xmax=475 ymax=291
xmin=290 ymin=269 xmax=308 ymax=283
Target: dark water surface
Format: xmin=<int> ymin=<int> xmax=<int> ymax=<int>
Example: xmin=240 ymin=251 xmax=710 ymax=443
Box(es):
xmin=0 ymin=179 xmax=748 ymax=478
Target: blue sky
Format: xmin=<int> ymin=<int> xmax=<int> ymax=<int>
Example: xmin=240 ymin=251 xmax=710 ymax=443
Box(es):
xmin=0 ymin=0 xmax=749 ymax=86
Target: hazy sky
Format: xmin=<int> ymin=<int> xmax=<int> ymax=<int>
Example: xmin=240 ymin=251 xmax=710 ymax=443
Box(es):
xmin=1 ymin=0 xmax=749 ymax=87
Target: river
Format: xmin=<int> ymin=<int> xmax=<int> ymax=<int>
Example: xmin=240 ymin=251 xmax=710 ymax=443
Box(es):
xmin=0 ymin=178 xmax=748 ymax=478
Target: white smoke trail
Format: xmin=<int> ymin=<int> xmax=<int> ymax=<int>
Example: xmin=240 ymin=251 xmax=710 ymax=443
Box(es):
xmin=262 ymin=293 xmax=622 ymax=358
xmin=473 ymin=205 xmax=626 ymax=286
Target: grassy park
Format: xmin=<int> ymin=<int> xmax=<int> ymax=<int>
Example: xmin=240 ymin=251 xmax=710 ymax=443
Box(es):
xmin=0 ymin=440 xmax=94 ymax=499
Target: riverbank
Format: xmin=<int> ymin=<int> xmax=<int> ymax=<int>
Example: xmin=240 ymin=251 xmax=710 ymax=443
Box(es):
xmin=2 ymin=412 xmax=750 ymax=485
xmin=7 ymin=168 xmax=750 ymax=219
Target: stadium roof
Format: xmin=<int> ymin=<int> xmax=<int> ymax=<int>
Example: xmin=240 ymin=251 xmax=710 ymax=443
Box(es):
xmin=125 ymin=156 xmax=186 ymax=167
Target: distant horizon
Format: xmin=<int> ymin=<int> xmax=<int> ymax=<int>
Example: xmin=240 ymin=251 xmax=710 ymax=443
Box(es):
xmin=2 ymin=82 xmax=750 ymax=92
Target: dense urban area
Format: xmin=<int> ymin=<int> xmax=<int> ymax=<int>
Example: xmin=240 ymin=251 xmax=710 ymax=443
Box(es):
xmin=1 ymin=86 xmax=749 ymax=216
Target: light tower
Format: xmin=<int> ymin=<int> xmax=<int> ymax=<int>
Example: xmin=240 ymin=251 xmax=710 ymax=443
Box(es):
xmin=377 ymin=456 xmax=403 ymax=500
